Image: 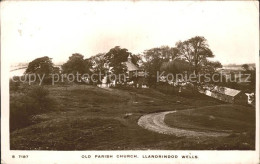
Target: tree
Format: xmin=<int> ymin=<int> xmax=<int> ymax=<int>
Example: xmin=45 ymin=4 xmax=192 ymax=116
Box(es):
xmin=25 ymin=56 xmax=54 ymax=75
xmin=90 ymin=53 xmax=108 ymax=84
xmin=200 ymin=60 xmax=222 ymax=74
xmin=62 ymin=53 xmax=92 ymax=75
xmin=242 ymin=64 xmax=250 ymax=71
xmin=143 ymin=46 xmax=179 ymax=87
xmin=105 ymin=46 xmax=130 ymax=86
xmin=144 ymin=46 xmax=179 ymax=63
xmin=245 ymin=66 xmax=256 ymax=92
xmin=143 ymin=48 xmax=164 ymax=87
xmin=176 ymin=36 xmax=214 ymax=87
xmin=160 ymin=59 xmax=191 ymax=75
xmin=131 ymin=54 xmax=141 ymax=66
xmin=199 ymin=61 xmax=223 ymax=87
xmin=241 ymin=64 xmax=255 ymax=92
xmin=160 ymin=46 xmax=179 ymax=61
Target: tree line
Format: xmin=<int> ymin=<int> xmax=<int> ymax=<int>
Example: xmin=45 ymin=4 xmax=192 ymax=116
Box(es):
xmin=23 ymin=36 xmax=254 ymax=91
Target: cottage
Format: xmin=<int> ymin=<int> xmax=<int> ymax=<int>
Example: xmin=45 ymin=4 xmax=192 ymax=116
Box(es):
xmin=205 ymin=86 xmax=248 ymax=105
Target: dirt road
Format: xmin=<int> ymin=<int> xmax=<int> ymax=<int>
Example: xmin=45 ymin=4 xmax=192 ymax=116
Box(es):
xmin=137 ymin=110 xmax=230 ymax=137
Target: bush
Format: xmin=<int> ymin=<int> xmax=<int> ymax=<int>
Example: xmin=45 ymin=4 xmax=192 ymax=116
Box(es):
xmin=10 ymin=86 xmax=56 ymax=131
xmin=10 ymin=78 xmax=20 ymax=92
xmin=27 ymin=86 xmax=56 ymax=112
xmin=156 ymin=84 xmax=203 ymax=98
xmin=42 ymin=76 xmax=53 ymax=85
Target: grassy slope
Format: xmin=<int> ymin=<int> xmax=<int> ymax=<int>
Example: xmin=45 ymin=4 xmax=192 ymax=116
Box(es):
xmin=164 ymin=105 xmax=255 ymax=150
xmin=165 ymin=105 xmax=255 ymax=133
xmin=10 ymin=84 xmax=255 ymax=150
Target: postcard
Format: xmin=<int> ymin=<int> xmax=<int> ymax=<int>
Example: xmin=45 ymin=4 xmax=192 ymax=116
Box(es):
xmin=1 ymin=1 xmax=259 ymax=164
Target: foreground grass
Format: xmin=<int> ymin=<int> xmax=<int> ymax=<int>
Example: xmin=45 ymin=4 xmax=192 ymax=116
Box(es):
xmin=10 ymin=84 xmax=255 ymax=150
xmin=165 ymin=105 xmax=255 ymax=133
xmin=164 ymin=105 xmax=255 ymax=150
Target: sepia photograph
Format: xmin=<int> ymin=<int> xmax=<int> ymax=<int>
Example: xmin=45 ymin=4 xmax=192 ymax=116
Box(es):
xmin=1 ymin=1 xmax=259 ymax=163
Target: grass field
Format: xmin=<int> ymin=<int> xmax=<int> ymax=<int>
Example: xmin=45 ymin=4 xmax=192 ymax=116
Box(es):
xmin=10 ymin=84 xmax=255 ymax=150
xmin=165 ymin=105 xmax=255 ymax=133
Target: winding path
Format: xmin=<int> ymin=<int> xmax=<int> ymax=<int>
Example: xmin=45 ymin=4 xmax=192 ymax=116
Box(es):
xmin=137 ymin=110 xmax=230 ymax=137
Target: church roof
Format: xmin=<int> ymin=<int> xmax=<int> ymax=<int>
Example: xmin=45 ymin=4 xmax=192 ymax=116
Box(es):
xmin=124 ymin=61 xmax=139 ymax=71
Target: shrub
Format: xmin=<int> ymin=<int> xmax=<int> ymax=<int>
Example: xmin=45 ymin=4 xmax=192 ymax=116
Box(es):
xmin=28 ymin=86 xmax=57 ymax=112
xmin=10 ymin=78 xmax=20 ymax=92
xmin=10 ymin=86 xmax=56 ymax=131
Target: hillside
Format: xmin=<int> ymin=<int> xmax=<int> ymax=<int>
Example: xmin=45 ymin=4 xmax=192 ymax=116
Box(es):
xmin=10 ymin=84 xmax=255 ymax=150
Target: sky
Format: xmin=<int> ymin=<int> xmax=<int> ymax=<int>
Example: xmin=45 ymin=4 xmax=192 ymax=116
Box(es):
xmin=2 ymin=1 xmax=259 ymax=66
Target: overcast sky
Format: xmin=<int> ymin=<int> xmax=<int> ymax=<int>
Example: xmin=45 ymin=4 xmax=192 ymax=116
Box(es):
xmin=2 ymin=1 xmax=259 ymax=65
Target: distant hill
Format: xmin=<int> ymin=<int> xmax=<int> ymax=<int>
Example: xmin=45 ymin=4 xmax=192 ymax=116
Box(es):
xmin=224 ymin=63 xmax=255 ymax=67
xmin=10 ymin=63 xmax=62 ymax=77
xmin=222 ymin=63 xmax=255 ymax=71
